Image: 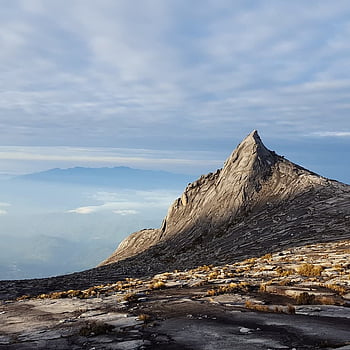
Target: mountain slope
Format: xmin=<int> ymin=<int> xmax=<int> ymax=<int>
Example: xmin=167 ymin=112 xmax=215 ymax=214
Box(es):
xmin=1 ymin=130 xmax=349 ymax=300
xmin=101 ymin=130 xmax=350 ymax=268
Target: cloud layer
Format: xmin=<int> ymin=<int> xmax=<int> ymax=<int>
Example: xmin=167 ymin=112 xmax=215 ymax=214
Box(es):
xmin=1 ymin=2 xmax=350 ymax=279
xmin=0 ymin=1 xmax=349 ymax=176
xmin=0 ymin=202 xmax=11 ymax=215
xmin=68 ymin=189 xmax=179 ymax=215
xmin=0 ymin=145 xmax=221 ymax=174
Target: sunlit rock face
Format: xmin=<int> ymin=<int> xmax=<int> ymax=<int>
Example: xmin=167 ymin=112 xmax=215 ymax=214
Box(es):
xmin=0 ymin=130 xmax=349 ymax=300
xmin=101 ymin=130 xmax=350 ymax=269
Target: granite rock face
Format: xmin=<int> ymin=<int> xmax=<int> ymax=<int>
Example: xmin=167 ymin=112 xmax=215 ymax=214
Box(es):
xmin=1 ymin=130 xmax=349 ymax=299
xmin=101 ymin=130 xmax=349 ymax=268
xmin=2 ymin=240 xmax=350 ymax=349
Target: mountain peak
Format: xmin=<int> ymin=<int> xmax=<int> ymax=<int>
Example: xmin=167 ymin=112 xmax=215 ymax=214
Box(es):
xmin=246 ymin=129 xmax=260 ymax=142
xmin=222 ymin=130 xmax=275 ymax=176
xmin=238 ymin=129 xmax=269 ymax=153
xmin=238 ymin=129 xmax=263 ymax=145
xmin=244 ymin=129 xmax=268 ymax=152
xmin=101 ymin=130 xmax=338 ymax=267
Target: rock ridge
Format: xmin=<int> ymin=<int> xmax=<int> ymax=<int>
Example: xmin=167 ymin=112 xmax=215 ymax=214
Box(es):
xmin=100 ymin=130 xmax=335 ymax=266
xmin=0 ymin=130 xmax=349 ymax=301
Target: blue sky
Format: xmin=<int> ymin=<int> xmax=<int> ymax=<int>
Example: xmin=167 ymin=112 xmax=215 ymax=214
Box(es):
xmin=0 ymin=0 xmax=349 ymax=182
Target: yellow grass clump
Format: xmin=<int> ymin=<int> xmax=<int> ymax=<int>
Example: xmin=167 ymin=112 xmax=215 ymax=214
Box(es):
xmin=297 ymin=263 xmax=324 ymax=277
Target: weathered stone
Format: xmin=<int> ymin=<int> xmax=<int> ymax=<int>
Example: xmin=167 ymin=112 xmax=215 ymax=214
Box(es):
xmin=0 ymin=130 xmax=349 ymax=350
xmin=1 ymin=239 xmax=350 ymax=349
xmin=104 ymin=316 xmax=142 ymax=328
xmin=107 ymin=339 xmax=149 ymax=349
xmin=98 ymin=131 xmax=349 ymax=282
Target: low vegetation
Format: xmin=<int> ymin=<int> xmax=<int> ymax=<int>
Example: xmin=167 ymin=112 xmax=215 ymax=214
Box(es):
xmin=297 ymin=263 xmax=324 ymax=277
xmin=245 ymin=300 xmax=295 ymax=314
xmin=15 ymin=241 xmax=349 ymax=314
xmin=137 ymin=313 xmax=151 ymax=323
xmin=295 ymin=292 xmax=316 ymax=305
xmin=149 ymin=280 xmax=166 ymax=290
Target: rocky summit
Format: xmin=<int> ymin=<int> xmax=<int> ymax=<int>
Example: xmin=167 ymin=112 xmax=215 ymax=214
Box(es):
xmin=1 ymin=130 xmax=350 ymax=349
xmin=101 ymin=130 xmax=350 ymax=271
xmin=1 ymin=130 xmax=349 ymax=299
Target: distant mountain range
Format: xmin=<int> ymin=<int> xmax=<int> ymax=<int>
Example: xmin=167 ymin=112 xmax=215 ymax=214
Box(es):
xmin=15 ymin=166 xmax=195 ymax=190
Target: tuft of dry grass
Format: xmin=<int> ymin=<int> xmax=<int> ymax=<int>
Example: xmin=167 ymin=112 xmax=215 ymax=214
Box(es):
xmin=206 ymin=282 xmax=251 ymax=296
xmin=149 ymin=280 xmax=166 ymax=290
xmin=275 ymin=266 xmax=294 ymax=277
xmin=245 ymin=300 xmax=296 ymax=314
xmin=324 ymin=284 xmax=347 ymax=295
xmin=261 ymin=253 xmax=273 ymax=261
xmin=244 ymin=257 xmax=258 ymax=264
xmin=123 ymin=292 xmax=139 ymax=302
xmin=297 ymin=263 xmax=324 ymax=277
xmin=245 ymin=300 xmax=270 ymax=312
xmin=295 ymin=292 xmax=316 ymax=305
xmin=207 ymin=271 xmax=220 ymax=280
xmin=137 ymin=313 xmax=151 ymax=322
xmin=206 ymin=289 xmax=217 ymax=296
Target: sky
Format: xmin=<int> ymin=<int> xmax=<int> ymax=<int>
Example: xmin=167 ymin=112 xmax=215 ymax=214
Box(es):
xmin=0 ymin=0 xmax=350 ymax=182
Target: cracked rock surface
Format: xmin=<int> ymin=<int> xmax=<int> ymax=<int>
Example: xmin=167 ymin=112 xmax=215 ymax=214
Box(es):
xmin=1 ymin=240 xmax=350 ymax=349
xmin=1 ymin=130 xmax=349 ymax=299
xmin=101 ymin=130 xmax=350 ymax=276
xmin=0 ymin=130 xmax=349 ymax=349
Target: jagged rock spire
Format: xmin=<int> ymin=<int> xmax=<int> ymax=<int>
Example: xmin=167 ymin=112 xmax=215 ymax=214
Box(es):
xmin=223 ymin=130 xmax=275 ymax=172
xmin=100 ymin=130 xmax=330 ymax=266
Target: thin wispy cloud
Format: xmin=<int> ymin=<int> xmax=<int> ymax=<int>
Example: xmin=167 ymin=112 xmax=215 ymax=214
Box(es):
xmin=311 ymin=131 xmax=350 ymax=137
xmin=68 ymin=189 xmax=179 ymax=215
xmin=0 ymin=202 xmax=10 ymax=215
xmin=68 ymin=202 xmax=130 ymax=215
xmin=0 ymin=202 xmax=11 ymax=207
xmin=0 ymin=146 xmax=221 ymax=174
xmin=113 ymin=210 xmax=138 ymax=216
xmin=68 ymin=206 xmax=97 ymax=215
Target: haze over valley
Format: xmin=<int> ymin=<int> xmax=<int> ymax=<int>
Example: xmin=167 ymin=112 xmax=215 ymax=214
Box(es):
xmin=0 ymin=168 xmax=194 ymax=279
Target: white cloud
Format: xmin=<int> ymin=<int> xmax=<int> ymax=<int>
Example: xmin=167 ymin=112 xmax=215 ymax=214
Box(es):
xmin=68 ymin=206 xmax=97 ymax=214
xmin=113 ymin=210 xmax=138 ymax=216
xmin=0 ymin=0 xmax=349 ymax=177
xmin=68 ymin=189 xmax=180 ymax=215
xmin=298 ymin=80 xmax=350 ymax=92
xmin=68 ymin=202 xmax=121 ymax=214
xmin=0 ymin=147 xmax=216 ymax=165
xmin=310 ymin=131 xmax=350 ymax=137
xmin=0 ymin=202 xmax=10 ymax=215
xmin=0 ymin=145 xmax=221 ymax=175
xmin=91 ymin=192 xmax=119 ymax=202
